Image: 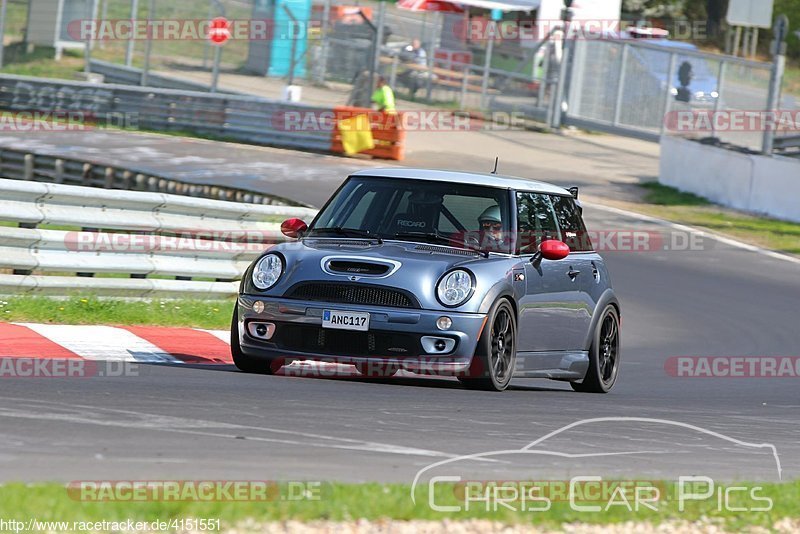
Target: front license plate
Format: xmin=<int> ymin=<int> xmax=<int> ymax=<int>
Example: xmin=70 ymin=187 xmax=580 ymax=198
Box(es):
xmin=322 ymin=310 xmax=370 ymax=331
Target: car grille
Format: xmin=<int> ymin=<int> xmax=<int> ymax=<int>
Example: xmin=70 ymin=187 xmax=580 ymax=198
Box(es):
xmin=284 ymin=282 xmax=419 ymax=309
xmin=272 ymin=323 xmax=421 ymax=357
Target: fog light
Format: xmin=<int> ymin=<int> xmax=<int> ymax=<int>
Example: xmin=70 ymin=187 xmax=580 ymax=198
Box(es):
xmin=253 ymin=301 xmax=265 ymax=314
xmin=436 ymin=316 xmax=452 ymax=330
xmin=247 ymin=322 xmax=275 ymax=340
xmin=434 ymin=339 xmax=447 ymax=351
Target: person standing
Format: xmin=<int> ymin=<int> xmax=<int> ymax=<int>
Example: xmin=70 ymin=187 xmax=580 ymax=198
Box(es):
xmin=371 ymin=76 xmax=396 ymax=113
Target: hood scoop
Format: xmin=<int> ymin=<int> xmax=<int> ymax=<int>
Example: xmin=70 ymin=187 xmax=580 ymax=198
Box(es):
xmin=328 ymin=260 xmax=390 ymax=276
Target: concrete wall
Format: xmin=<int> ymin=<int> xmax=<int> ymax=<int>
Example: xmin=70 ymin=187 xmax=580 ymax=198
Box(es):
xmin=660 ymin=136 xmax=800 ymax=223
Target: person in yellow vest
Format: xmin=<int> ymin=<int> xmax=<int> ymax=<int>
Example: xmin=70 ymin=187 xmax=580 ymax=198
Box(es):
xmin=371 ymin=76 xmax=396 ymax=114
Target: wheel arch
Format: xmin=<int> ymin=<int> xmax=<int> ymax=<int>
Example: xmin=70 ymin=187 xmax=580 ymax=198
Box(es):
xmin=582 ymin=289 xmax=620 ymax=351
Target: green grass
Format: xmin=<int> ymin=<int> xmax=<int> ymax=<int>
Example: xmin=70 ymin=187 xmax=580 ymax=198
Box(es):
xmin=0 ymin=296 xmax=234 ymax=328
xmin=0 ymin=481 xmax=797 ymax=530
xmin=634 ymin=183 xmax=800 ymax=255
xmin=639 ymin=182 xmax=711 ymax=207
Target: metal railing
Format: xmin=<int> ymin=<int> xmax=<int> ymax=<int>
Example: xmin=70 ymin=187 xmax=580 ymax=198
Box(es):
xmin=0 ymin=178 xmax=317 ymax=298
xmin=0 ymin=73 xmax=334 ymax=154
xmin=0 ymin=146 xmax=307 ymax=207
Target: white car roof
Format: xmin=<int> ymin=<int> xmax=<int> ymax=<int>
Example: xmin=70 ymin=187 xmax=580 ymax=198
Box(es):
xmin=349 ymin=168 xmax=572 ymax=196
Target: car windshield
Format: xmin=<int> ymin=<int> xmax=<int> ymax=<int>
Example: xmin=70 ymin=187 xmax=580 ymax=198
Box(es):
xmin=309 ymin=176 xmax=513 ymax=254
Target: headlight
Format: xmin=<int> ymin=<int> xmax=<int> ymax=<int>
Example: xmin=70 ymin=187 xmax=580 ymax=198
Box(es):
xmin=436 ymin=270 xmax=474 ymax=307
xmin=252 ymin=254 xmax=283 ymax=290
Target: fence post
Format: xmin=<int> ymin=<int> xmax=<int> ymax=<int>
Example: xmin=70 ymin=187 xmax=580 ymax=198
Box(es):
xmin=660 ymin=52 xmax=678 ymax=137
xmin=141 ymin=0 xmax=155 ymax=86
xmin=612 ymin=43 xmax=629 ymax=126
xmin=372 ymin=2 xmax=386 ymax=85
xmin=763 ymin=15 xmax=789 ymax=155
xmin=551 ymin=39 xmax=572 ymax=129
xmin=425 ymin=11 xmax=439 ymax=102
xmin=460 ymin=66 xmax=469 ymax=110
xmin=84 ymin=0 xmax=98 ymax=76
xmin=537 ymin=42 xmax=550 ymax=108
xmin=480 ymin=22 xmax=495 ymax=110
xmin=125 ymin=0 xmax=139 ymax=66
xmin=317 ymin=0 xmax=332 ymax=83
xmin=710 ymin=61 xmax=726 ymax=140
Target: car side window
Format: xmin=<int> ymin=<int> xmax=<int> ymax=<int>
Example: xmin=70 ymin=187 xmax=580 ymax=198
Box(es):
xmin=550 ymin=195 xmax=593 ymax=252
xmin=516 ymin=192 xmax=561 ymax=254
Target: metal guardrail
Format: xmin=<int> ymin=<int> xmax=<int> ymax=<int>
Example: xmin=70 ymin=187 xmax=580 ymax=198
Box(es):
xmin=0 ymin=178 xmax=317 ymax=298
xmin=88 ymin=60 xmax=236 ymax=93
xmin=0 ymin=73 xmax=334 ymax=154
xmin=0 ymin=146 xmax=307 ymax=207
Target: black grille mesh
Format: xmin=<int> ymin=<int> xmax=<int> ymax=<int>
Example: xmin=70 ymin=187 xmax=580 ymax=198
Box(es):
xmin=285 ymin=282 xmax=418 ymax=308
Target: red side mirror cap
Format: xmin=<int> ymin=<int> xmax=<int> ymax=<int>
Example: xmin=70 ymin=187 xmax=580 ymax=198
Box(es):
xmin=540 ymin=239 xmax=570 ymax=261
xmin=281 ymin=218 xmax=307 ymax=239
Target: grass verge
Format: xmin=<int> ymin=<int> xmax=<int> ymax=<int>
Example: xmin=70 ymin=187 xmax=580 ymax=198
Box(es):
xmin=627 ymin=183 xmax=800 ymax=255
xmin=0 ymin=296 xmax=234 ymax=329
xmin=0 ymin=481 xmax=797 ymax=531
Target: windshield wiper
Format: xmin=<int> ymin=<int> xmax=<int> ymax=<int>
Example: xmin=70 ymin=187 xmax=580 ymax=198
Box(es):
xmin=309 ymin=226 xmax=383 ymax=243
xmin=394 ymin=231 xmax=492 ymax=257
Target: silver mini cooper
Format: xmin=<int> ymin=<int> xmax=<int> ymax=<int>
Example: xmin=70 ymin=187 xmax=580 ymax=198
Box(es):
xmin=232 ymin=168 xmax=620 ymax=392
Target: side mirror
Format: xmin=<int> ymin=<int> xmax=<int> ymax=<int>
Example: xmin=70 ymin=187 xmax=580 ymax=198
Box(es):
xmin=281 ymin=218 xmax=307 ymax=239
xmin=531 ymin=239 xmax=570 ymax=267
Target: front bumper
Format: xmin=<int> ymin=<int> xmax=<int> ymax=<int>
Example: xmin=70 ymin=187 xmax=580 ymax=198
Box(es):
xmin=236 ymin=295 xmax=487 ymax=374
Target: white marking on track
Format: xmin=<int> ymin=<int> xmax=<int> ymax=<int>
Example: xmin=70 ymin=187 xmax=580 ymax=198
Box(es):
xmin=586 ymin=201 xmax=800 ymax=266
xmin=16 ymin=324 xmax=181 ymax=363
xmin=193 ymin=329 xmax=230 ymax=344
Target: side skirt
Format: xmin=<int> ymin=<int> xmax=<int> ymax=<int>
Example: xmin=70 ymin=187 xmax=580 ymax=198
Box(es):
xmin=513 ymin=351 xmax=589 ymax=379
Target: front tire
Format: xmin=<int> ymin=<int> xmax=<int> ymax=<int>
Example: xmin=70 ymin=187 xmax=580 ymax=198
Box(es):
xmin=230 ymin=307 xmax=280 ymax=374
xmin=571 ymin=305 xmax=620 ymax=393
xmin=458 ymin=299 xmax=517 ymax=391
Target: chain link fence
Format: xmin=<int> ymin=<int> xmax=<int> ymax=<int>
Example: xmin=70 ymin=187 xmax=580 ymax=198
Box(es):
xmin=26 ymin=0 xmax=789 ymax=154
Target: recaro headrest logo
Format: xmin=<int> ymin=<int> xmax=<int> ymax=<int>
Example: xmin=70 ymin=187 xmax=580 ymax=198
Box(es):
xmin=398 ymin=220 xmax=426 ymax=228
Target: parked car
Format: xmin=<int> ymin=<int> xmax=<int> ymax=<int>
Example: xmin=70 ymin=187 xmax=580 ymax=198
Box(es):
xmin=231 ymin=169 xmax=621 ymax=392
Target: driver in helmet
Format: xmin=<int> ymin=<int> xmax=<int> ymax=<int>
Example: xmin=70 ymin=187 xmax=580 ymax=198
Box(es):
xmin=477 ymin=205 xmax=505 ymax=251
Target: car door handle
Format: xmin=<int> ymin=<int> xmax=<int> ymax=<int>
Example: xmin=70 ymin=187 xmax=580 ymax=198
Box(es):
xmin=567 ymin=269 xmax=581 ymax=279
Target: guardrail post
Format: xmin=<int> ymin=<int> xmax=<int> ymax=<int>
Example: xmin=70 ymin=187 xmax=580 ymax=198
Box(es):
xmin=104 ymin=167 xmax=115 ymax=188
xmin=23 ymin=154 xmax=34 ymax=180
xmin=54 ymin=159 xmax=65 ymax=183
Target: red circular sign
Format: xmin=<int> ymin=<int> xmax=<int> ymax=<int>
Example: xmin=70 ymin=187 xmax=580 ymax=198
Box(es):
xmin=208 ymin=16 xmax=231 ymax=45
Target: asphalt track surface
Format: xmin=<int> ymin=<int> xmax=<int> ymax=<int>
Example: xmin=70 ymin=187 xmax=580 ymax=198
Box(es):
xmin=1 ymin=179 xmax=799 ymax=485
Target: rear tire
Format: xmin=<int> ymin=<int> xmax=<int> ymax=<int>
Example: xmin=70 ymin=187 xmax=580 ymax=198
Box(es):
xmin=230 ymin=307 xmax=280 ymax=375
xmin=458 ymin=299 xmax=516 ymax=392
xmin=571 ymin=305 xmax=620 ymax=393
